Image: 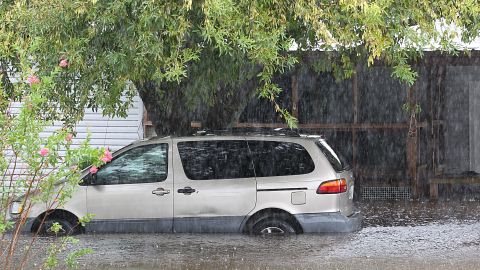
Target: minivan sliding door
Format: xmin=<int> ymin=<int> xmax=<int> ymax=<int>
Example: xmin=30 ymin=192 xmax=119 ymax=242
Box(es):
xmin=173 ymin=139 xmax=256 ymax=233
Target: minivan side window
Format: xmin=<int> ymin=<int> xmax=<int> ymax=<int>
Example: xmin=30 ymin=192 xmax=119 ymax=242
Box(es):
xmin=247 ymin=141 xmax=315 ymax=177
xmin=177 ymin=140 xmax=255 ymax=180
xmin=94 ymin=144 xmax=168 ymax=185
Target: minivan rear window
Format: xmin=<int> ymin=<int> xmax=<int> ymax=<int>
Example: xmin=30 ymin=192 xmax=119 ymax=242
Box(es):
xmin=316 ymin=140 xmax=349 ymax=172
xmin=247 ymin=141 xmax=315 ymax=177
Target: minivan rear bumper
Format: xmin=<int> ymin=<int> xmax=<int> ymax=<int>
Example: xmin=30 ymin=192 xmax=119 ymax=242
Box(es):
xmin=295 ymin=211 xmax=362 ymax=233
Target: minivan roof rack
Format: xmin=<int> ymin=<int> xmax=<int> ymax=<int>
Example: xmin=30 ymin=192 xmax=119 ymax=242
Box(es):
xmin=193 ymin=127 xmax=301 ymax=137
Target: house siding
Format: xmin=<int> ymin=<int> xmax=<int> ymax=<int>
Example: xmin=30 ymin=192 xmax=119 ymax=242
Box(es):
xmin=4 ymin=95 xmax=144 ymax=181
xmin=9 ymin=95 xmax=144 ymax=152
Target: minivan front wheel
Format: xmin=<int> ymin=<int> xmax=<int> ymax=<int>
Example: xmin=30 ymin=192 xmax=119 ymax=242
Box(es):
xmin=38 ymin=218 xmax=77 ymax=236
xmin=251 ymin=218 xmax=297 ymax=235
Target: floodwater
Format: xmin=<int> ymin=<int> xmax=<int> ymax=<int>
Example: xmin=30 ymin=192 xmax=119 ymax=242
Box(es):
xmin=6 ymin=201 xmax=480 ymax=270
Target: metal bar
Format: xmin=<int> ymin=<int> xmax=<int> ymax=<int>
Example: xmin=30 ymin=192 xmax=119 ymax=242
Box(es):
xmin=406 ymin=85 xmax=419 ymax=198
xmin=352 ymin=69 xmax=359 ymax=124
xmin=291 ymin=75 xmax=299 ymax=119
xmin=430 ymin=177 xmax=480 ymax=185
xmin=235 ymin=122 xmax=289 ymax=128
xmin=425 ymin=60 xmax=435 ymax=196
xmin=235 ymin=122 xmax=419 ymax=130
xmin=352 ymin=69 xmax=359 ymax=171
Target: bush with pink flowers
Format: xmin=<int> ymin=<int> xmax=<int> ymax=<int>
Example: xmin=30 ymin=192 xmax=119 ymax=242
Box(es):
xmin=0 ymin=70 xmax=110 ymax=269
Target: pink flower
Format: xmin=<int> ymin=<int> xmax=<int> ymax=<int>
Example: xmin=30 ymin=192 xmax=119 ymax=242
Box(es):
xmin=27 ymin=75 xmax=40 ymax=86
xmin=101 ymin=148 xmax=113 ymax=163
xmin=65 ymin=133 xmax=73 ymax=142
xmin=39 ymin=148 xmax=49 ymax=157
xmin=59 ymin=59 xmax=69 ymax=68
xmin=89 ymin=166 xmax=98 ymax=174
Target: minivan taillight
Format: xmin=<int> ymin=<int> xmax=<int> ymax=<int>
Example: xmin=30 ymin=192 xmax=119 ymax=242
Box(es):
xmin=317 ymin=179 xmax=347 ymax=194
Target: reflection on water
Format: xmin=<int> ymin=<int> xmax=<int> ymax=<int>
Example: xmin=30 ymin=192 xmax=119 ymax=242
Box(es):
xmin=7 ymin=201 xmax=480 ymax=270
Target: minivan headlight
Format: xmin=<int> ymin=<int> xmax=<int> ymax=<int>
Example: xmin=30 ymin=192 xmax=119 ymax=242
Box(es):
xmin=10 ymin=201 xmax=23 ymax=215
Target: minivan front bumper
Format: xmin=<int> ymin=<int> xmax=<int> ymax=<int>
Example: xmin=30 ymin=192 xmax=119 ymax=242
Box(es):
xmin=5 ymin=217 xmax=36 ymax=233
xmin=295 ymin=211 xmax=362 ymax=233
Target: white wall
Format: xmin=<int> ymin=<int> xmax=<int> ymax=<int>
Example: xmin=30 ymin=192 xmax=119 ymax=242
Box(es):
xmin=9 ymin=95 xmax=144 ymax=152
xmin=46 ymin=96 xmax=144 ymax=151
xmin=4 ymin=95 xmax=144 ymax=187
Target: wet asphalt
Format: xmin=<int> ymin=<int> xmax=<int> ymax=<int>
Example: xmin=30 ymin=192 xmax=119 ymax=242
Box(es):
xmin=5 ymin=200 xmax=480 ymax=270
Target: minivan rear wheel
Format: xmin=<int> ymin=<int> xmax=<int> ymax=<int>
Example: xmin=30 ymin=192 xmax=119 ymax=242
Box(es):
xmin=251 ymin=217 xmax=297 ymax=235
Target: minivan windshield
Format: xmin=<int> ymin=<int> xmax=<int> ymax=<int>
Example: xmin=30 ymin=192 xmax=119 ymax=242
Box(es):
xmin=315 ymin=140 xmax=350 ymax=172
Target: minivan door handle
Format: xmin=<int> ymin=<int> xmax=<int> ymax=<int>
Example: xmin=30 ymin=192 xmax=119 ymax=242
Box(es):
xmin=178 ymin=186 xmax=196 ymax=195
xmin=152 ymin=188 xmax=170 ymax=196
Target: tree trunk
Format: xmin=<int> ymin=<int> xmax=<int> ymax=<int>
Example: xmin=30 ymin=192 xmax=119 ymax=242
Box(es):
xmin=0 ymin=61 xmax=15 ymax=101
xmin=135 ymin=80 xmax=191 ymax=136
xmin=135 ymin=77 xmax=258 ymax=137
xmin=203 ymin=78 xmax=259 ymax=130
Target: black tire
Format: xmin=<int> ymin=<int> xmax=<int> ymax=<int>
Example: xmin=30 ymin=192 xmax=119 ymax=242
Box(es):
xmin=38 ymin=218 xmax=77 ymax=236
xmin=251 ymin=217 xmax=298 ymax=235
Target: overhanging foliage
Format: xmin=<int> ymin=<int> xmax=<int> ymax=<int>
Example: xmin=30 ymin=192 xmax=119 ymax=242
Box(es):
xmin=1 ymin=0 xmax=479 ymax=132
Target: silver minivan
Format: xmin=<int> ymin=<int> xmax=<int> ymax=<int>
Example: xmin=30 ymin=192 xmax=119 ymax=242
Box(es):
xmin=11 ymin=133 xmax=362 ymax=234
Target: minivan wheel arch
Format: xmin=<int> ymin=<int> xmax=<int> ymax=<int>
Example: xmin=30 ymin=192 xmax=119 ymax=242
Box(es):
xmin=243 ymin=208 xmax=303 ymax=234
xmin=31 ymin=209 xmax=82 ymax=235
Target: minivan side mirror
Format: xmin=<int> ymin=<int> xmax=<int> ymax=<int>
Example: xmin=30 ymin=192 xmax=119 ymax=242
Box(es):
xmin=90 ymin=173 xmax=98 ymax=185
xmin=81 ymin=173 xmax=98 ymax=186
